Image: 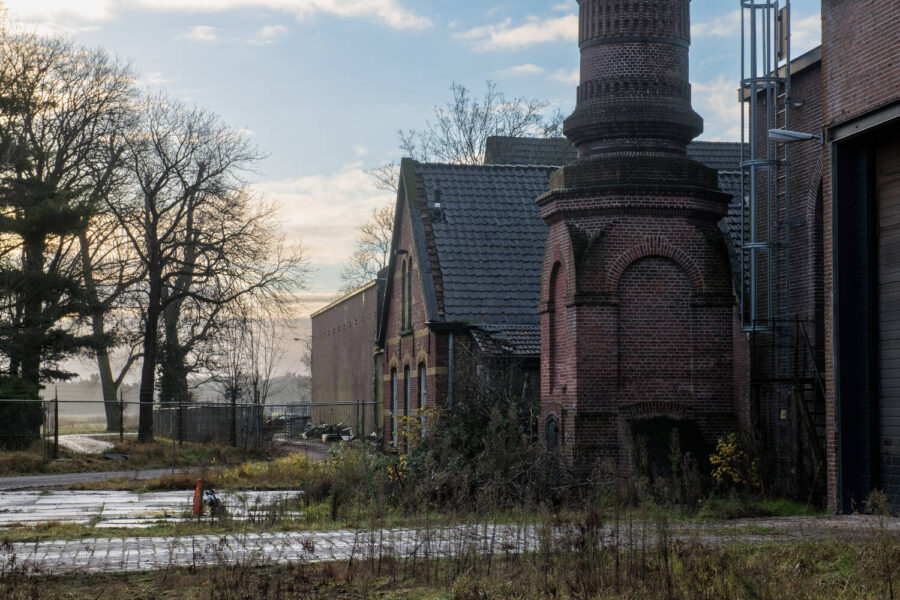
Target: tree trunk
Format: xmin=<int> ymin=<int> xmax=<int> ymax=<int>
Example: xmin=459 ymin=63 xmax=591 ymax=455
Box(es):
xmin=20 ymin=237 xmax=45 ymax=388
xmin=97 ymin=347 xmax=121 ymax=433
xmin=138 ymin=268 xmax=162 ymax=443
xmin=78 ymin=230 xmax=121 ymax=432
xmin=159 ymin=304 xmax=190 ymax=405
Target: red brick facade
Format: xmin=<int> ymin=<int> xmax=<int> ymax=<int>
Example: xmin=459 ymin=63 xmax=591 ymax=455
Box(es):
xmin=821 ymin=0 xmax=900 ymax=512
xmin=379 ymin=176 xmax=449 ymax=451
xmin=539 ymin=0 xmax=734 ymax=473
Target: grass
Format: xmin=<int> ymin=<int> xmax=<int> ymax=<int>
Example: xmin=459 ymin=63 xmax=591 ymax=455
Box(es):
xmin=692 ymin=494 xmax=824 ymax=521
xmin=0 ymin=439 xmax=263 ymax=477
xmin=0 ymin=537 xmax=898 ymax=599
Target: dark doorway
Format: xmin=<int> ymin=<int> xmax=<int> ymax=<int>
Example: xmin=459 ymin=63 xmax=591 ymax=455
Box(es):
xmin=630 ymin=417 xmax=708 ymax=481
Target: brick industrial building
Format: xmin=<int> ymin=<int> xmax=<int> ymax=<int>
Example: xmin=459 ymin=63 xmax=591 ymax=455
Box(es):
xmin=311 ymin=0 xmax=900 ymax=512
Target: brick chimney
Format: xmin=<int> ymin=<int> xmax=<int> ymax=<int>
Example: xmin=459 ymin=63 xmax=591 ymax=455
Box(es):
xmin=538 ymin=0 xmax=735 ymax=475
xmin=565 ymin=0 xmax=703 ymax=158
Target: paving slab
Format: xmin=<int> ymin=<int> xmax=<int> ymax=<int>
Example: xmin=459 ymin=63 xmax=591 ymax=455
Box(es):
xmin=0 ymin=490 xmax=303 ymax=528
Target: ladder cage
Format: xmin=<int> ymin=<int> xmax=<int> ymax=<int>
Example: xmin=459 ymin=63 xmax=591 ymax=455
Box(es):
xmin=739 ymin=0 xmax=793 ymax=334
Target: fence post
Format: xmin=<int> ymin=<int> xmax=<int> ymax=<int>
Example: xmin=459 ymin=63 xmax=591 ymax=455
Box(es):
xmin=53 ymin=387 xmax=59 ymax=459
xmin=41 ymin=400 xmax=47 ymax=465
xmin=119 ymin=391 xmax=124 ymax=443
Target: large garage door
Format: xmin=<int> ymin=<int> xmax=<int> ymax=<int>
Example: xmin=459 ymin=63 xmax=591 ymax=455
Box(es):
xmin=877 ymin=136 xmax=900 ymax=506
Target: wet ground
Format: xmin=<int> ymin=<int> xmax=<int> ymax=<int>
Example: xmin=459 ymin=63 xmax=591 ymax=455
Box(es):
xmin=0 ymin=490 xmax=302 ymax=528
xmin=56 ymin=434 xmax=118 ymax=454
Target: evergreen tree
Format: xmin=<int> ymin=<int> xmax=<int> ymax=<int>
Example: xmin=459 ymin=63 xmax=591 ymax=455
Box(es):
xmin=0 ymin=32 xmax=134 ymax=388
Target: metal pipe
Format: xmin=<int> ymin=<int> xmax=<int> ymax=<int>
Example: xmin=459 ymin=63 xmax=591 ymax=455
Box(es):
xmin=749 ymin=3 xmax=760 ymax=327
xmin=447 ymin=331 xmax=454 ymax=411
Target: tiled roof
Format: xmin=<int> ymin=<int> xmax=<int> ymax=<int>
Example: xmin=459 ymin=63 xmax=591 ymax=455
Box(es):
xmin=470 ymin=324 xmax=541 ymax=358
xmin=687 ymin=142 xmax=745 ymax=172
xmin=718 ymin=170 xmax=748 ymax=292
xmin=392 ymin=138 xmax=746 ymax=347
xmin=414 ymin=162 xmax=556 ymax=325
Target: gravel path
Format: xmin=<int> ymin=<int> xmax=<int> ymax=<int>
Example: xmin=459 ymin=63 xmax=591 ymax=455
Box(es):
xmin=2 ymin=516 xmax=897 ymax=575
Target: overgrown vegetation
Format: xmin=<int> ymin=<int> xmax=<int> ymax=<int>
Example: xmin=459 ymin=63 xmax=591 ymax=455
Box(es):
xmin=1 ymin=534 xmax=898 ymax=599
xmin=0 ymin=438 xmax=256 ymax=477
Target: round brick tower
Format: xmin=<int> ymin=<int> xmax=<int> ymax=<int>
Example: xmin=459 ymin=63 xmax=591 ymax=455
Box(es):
xmin=538 ymin=0 xmax=735 ymax=475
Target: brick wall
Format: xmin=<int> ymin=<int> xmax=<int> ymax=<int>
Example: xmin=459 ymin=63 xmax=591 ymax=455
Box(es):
xmin=743 ymin=54 xmax=826 ymax=495
xmin=380 ymin=185 xmax=449 ymax=451
xmin=821 ymin=0 xmax=900 ymax=512
xmin=311 ymin=282 xmax=378 ymax=434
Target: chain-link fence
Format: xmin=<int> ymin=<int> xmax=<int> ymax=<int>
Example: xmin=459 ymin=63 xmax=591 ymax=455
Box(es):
xmin=0 ymin=397 xmax=377 ymax=463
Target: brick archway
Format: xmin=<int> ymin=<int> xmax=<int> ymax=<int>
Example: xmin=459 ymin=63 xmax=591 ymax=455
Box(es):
xmin=606 ymin=237 xmax=704 ymax=293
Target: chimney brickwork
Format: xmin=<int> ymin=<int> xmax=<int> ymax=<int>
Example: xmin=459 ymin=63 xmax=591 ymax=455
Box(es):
xmin=538 ymin=0 xmax=736 ymax=474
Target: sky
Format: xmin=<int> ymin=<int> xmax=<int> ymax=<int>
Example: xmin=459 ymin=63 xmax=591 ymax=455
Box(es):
xmin=3 ymin=0 xmax=823 ymax=317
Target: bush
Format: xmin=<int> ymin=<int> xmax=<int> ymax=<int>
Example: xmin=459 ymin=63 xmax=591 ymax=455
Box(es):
xmin=0 ymin=377 xmax=41 ymax=450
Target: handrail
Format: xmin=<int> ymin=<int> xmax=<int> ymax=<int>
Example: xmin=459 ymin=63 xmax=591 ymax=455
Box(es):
xmin=798 ymin=320 xmax=827 ymax=400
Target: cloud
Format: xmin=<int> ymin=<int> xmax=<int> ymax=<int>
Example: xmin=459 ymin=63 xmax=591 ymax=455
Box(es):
xmin=791 ymin=13 xmax=821 ymax=56
xmin=249 ymin=24 xmax=288 ymax=44
xmin=692 ymin=76 xmax=742 ymax=142
xmin=553 ymin=2 xmax=576 ymax=12
xmin=692 ymin=10 xmax=740 ymax=39
xmin=135 ymin=71 xmax=175 ymax=89
xmin=180 ymin=25 xmax=218 ymax=42
xmin=2 ymin=0 xmax=431 ymax=33
xmin=354 ymin=145 xmax=368 ymax=156
xmin=553 ymin=68 xmax=579 ymax=86
xmin=496 ymin=64 xmax=545 ymax=78
xmin=455 ymin=15 xmax=577 ymax=52
xmin=252 ymin=164 xmax=394 ymax=271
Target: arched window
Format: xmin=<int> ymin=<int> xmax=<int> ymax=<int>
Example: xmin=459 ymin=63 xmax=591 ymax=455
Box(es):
xmin=403 ymin=366 xmax=411 ymax=418
xmin=406 ymin=261 xmax=413 ymax=327
xmin=548 ymin=262 xmax=566 ymax=389
xmin=400 ymin=260 xmax=407 ymax=329
xmin=418 ymin=362 xmax=426 ymax=411
xmin=391 ymin=368 xmax=398 ymax=448
xmin=546 ymin=413 xmax=559 ymax=451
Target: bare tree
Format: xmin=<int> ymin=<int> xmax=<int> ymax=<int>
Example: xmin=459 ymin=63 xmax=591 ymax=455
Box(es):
xmin=401 ymin=81 xmax=560 ymax=166
xmin=338 ymin=202 xmax=394 ymax=294
xmin=368 ymin=82 xmax=561 ymax=193
xmin=113 ymin=97 xmax=308 ymax=442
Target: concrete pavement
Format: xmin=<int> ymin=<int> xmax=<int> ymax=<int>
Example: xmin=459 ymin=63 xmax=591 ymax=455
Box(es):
xmin=2 ymin=516 xmax=898 ymax=575
xmin=0 ymin=490 xmax=303 ymax=528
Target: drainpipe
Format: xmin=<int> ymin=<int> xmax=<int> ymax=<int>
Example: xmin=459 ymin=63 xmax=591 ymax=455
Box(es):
xmin=448 ymin=332 xmax=454 ymax=411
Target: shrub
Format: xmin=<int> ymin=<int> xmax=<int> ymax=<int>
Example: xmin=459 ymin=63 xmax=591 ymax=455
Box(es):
xmin=0 ymin=377 xmax=41 ymax=451
xmin=710 ymin=432 xmax=761 ymax=491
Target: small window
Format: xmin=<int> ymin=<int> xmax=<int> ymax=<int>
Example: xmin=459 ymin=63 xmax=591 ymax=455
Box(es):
xmin=546 ymin=414 xmax=559 ymax=451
